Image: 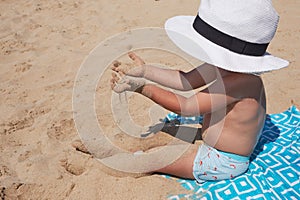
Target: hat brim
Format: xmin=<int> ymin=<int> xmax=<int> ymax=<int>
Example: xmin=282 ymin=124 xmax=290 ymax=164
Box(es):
xmin=165 ymin=16 xmax=289 ymax=73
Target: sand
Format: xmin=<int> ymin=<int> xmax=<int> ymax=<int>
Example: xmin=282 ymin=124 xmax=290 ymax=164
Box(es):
xmin=0 ymin=0 xmax=299 ymax=199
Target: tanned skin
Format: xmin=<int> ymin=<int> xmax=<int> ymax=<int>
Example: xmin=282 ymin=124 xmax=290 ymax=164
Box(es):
xmin=110 ymin=52 xmax=266 ymax=179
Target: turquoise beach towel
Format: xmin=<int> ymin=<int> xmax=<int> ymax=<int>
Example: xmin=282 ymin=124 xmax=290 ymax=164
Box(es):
xmin=162 ymin=106 xmax=300 ymax=199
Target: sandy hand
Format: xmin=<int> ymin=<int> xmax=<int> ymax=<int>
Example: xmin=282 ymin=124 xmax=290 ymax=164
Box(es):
xmin=110 ymin=73 xmax=145 ymax=93
xmin=111 ymin=52 xmax=145 ymax=77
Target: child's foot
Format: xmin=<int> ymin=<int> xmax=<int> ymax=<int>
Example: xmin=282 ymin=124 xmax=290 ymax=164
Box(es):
xmin=110 ymin=73 xmax=145 ymax=93
xmin=111 ymin=52 xmax=145 ymax=77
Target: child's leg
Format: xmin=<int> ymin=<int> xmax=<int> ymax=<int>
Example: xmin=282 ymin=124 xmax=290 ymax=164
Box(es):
xmin=154 ymin=143 xmax=199 ymax=179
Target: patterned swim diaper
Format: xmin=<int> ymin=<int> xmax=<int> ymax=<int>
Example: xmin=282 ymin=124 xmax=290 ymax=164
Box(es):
xmin=193 ymin=143 xmax=250 ymax=183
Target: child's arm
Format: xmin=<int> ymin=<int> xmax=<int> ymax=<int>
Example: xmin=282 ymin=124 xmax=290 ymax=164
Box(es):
xmin=138 ymin=82 xmax=238 ymax=116
xmin=112 ymin=52 xmax=217 ymax=91
xmin=111 ymin=68 xmax=238 ymax=115
xmin=143 ymin=63 xmax=217 ymax=91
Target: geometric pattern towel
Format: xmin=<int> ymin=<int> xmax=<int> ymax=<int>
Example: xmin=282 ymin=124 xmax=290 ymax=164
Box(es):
xmin=162 ymin=106 xmax=300 ymax=200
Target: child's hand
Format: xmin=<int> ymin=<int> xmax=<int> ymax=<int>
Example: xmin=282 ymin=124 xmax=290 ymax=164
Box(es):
xmin=110 ymin=73 xmax=145 ymax=93
xmin=111 ymin=52 xmax=146 ymax=77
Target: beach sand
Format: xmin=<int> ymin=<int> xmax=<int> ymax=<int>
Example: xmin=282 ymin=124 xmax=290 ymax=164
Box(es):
xmin=0 ymin=0 xmax=299 ymax=199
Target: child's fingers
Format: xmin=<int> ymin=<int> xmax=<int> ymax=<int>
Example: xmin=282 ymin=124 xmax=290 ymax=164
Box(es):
xmin=110 ymin=80 xmax=116 ymax=90
xmin=118 ymin=70 xmax=125 ymax=77
xmin=112 ymin=72 xmax=120 ymax=80
xmin=110 ymin=73 xmax=121 ymax=90
xmin=110 ymin=77 xmax=116 ymax=89
xmin=128 ymin=52 xmax=145 ymax=65
xmin=113 ymin=60 xmax=121 ymax=67
xmin=111 ymin=60 xmax=121 ymax=71
xmin=128 ymin=52 xmax=135 ymax=59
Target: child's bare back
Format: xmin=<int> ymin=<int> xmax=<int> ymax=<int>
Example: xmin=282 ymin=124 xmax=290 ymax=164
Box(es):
xmin=201 ymin=70 xmax=266 ymax=157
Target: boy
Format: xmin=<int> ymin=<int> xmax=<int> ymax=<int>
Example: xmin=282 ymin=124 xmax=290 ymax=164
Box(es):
xmin=111 ymin=0 xmax=288 ymax=182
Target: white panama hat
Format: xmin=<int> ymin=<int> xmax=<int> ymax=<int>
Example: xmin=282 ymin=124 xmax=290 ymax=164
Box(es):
xmin=165 ymin=0 xmax=289 ymax=73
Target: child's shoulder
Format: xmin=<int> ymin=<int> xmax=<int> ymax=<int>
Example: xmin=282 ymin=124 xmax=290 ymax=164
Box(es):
xmin=221 ymin=72 xmax=264 ymax=97
xmin=226 ymin=72 xmax=262 ymax=85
